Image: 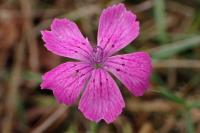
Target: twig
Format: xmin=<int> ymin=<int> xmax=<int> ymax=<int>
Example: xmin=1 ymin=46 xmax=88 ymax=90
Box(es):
xmin=19 ymin=0 xmax=39 ymax=71
xmin=31 ymin=105 xmax=67 ymax=133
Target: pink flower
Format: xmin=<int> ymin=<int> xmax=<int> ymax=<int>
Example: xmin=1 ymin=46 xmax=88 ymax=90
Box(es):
xmin=41 ymin=3 xmax=152 ymax=123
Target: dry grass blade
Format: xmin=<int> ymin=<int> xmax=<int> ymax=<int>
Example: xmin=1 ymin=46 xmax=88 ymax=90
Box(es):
xmin=31 ymin=105 xmax=67 ymax=133
xmin=126 ymin=99 xmax=182 ymax=113
xmin=19 ymin=0 xmax=39 ymax=71
xmin=2 ymin=40 xmax=25 ymax=133
xmin=153 ymin=59 xmax=200 ymax=68
xmin=35 ymin=4 xmax=101 ymax=34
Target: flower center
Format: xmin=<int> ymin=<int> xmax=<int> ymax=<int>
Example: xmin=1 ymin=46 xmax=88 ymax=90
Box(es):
xmin=92 ymin=46 xmax=104 ymax=68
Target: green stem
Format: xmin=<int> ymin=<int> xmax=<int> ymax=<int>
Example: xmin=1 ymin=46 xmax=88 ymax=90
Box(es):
xmin=89 ymin=122 xmax=98 ymax=133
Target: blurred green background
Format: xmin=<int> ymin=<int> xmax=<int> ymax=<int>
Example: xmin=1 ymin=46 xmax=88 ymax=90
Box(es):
xmin=0 ymin=0 xmax=200 ymax=133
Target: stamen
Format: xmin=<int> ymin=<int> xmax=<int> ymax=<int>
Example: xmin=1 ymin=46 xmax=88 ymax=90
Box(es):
xmin=92 ymin=46 xmax=104 ymax=64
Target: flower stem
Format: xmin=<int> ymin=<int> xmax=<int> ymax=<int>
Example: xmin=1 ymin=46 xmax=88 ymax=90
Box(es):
xmin=89 ymin=122 xmax=98 ymax=133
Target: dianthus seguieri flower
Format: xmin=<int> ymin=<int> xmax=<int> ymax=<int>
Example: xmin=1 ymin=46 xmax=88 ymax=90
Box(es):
xmin=41 ymin=3 xmax=152 ymax=123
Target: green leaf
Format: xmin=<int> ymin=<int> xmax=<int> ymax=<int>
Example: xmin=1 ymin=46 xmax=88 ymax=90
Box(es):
xmin=124 ymin=45 xmax=135 ymax=53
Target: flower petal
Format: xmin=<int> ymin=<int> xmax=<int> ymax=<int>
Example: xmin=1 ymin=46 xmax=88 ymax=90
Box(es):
xmin=79 ymin=69 xmax=125 ymax=123
xmin=41 ymin=62 xmax=93 ymax=104
xmin=41 ymin=18 xmax=93 ymax=62
xmin=104 ymin=52 xmax=152 ymax=96
xmin=97 ymin=3 xmax=139 ymax=57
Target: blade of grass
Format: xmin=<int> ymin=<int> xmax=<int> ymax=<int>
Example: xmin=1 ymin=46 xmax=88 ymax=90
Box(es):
xmin=187 ymin=101 xmax=200 ymax=109
xmin=23 ymin=71 xmax=41 ymax=84
xmin=151 ymin=73 xmax=165 ymax=85
xmin=153 ymin=0 xmax=168 ymax=43
xmin=153 ymin=87 xmax=186 ymax=105
xmin=149 ymin=35 xmax=200 ymax=59
xmin=16 ymin=94 xmax=29 ymax=132
xmin=184 ymin=111 xmax=195 ymax=133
